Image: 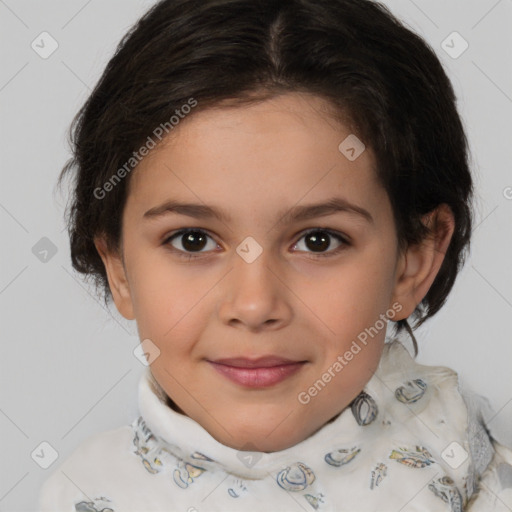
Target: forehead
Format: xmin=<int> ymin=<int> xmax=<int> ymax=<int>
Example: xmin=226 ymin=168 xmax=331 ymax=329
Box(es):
xmin=125 ymin=92 xmax=384 ymax=223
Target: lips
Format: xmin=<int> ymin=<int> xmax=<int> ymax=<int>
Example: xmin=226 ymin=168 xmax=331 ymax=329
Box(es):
xmin=211 ymin=356 xmax=303 ymax=368
xmin=207 ymin=356 xmax=307 ymax=387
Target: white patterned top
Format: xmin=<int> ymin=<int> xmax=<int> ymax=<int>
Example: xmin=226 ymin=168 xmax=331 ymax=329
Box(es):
xmin=38 ymin=339 xmax=512 ymax=511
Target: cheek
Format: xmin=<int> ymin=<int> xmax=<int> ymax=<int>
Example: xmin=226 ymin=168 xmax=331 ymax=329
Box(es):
xmin=298 ymin=256 xmax=395 ymax=331
xmin=127 ymin=256 xmax=207 ymax=344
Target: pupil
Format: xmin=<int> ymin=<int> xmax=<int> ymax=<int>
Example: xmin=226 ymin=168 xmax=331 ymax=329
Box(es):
xmin=182 ymin=231 xmax=207 ymax=252
xmin=306 ymin=231 xmax=330 ymax=252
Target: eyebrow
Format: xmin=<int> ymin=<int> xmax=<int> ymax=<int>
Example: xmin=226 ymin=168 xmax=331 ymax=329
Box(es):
xmin=143 ymin=197 xmax=374 ymax=225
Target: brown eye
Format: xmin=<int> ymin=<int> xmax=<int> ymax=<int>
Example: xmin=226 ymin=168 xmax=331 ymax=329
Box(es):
xmin=165 ymin=229 xmax=218 ymax=255
xmin=304 ymin=231 xmax=331 ymax=252
xmin=181 ymin=231 xmax=208 ymax=251
xmin=293 ymin=229 xmax=349 ymax=257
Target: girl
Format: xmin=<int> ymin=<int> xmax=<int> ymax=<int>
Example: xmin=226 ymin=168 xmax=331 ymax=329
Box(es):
xmin=38 ymin=0 xmax=512 ymax=510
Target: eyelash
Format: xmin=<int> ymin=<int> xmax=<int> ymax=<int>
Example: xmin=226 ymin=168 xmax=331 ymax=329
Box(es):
xmin=162 ymin=228 xmax=350 ymax=260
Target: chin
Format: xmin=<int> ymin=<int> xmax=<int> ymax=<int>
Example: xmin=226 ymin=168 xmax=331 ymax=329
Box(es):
xmin=228 ymin=434 xmax=296 ymax=453
xmin=218 ymin=419 xmax=306 ymax=453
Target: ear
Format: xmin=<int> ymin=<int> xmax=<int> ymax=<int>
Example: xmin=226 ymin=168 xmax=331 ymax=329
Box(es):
xmin=94 ymin=235 xmax=135 ymax=320
xmin=391 ymin=204 xmax=455 ymax=320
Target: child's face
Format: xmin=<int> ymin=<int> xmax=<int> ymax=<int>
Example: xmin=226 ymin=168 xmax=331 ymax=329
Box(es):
xmin=99 ymin=92 xmax=416 ymax=452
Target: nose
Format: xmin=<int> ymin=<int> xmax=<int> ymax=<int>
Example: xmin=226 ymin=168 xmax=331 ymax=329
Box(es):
xmin=217 ymin=249 xmax=293 ymax=332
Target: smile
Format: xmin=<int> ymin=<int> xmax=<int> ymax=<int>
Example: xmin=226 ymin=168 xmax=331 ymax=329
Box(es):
xmin=207 ymin=361 xmax=306 ymax=388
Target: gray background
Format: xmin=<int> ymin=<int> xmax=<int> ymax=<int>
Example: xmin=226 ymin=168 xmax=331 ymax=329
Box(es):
xmin=1 ymin=0 xmax=511 ymax=510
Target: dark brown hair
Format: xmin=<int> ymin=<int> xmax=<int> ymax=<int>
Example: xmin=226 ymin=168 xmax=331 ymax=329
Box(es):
xmin=57 ymin=0 xmax=474 ymax=355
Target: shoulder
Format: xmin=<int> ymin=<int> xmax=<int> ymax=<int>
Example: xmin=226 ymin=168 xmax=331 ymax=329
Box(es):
xmin=466 ymin=440 xmax=512 ymax=511
xmin=37 ymin=424 xmax=136 ymax=512
xmin=374 ymin=339 xmax=474 ymax=428
xmin=371 ymin=339 xmax=512 ymax=508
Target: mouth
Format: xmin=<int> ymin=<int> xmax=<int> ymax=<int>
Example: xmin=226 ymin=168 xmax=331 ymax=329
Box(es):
xmin=207 ymin=356 xmax=307 ymax=388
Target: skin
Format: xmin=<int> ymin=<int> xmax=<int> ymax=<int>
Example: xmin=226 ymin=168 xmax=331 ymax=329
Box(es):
xmin=95 ymin=92 xmax=454 ymax=452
